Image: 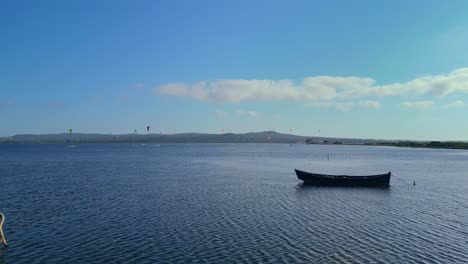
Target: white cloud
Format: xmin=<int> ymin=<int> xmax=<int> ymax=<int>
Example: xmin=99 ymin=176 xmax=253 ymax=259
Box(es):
xmin=215 ymin=109 xmax=260 ymax=117
xmin=306 ymin=101 xmax=354 ymax=111
xmin=358 ymin=100 xmax=381 ymax=109
xmin=154 ymin=68 xmax=468 ymax=103
xmin=157 ymin=83 xmax=189 ymax=96
xmin=236 ymin=109 xmax=259 ymax=117
xmin=306 ymin=100 xmax=381 ymax=111
xmin=443 ymin=100 xmax=465 ymax=108
xmin=305 ymin=101 xmax=333 ymax=109
xmin=401 ymin=101 xmax=434 ymax=110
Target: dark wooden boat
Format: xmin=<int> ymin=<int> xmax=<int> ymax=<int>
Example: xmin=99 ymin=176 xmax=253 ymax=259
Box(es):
xmin=295 ymin=169 xmax=391 ymax=187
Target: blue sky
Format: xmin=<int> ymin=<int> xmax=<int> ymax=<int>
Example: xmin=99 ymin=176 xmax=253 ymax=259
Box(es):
xmin=2 ymin=0 xmax=468 ymax=140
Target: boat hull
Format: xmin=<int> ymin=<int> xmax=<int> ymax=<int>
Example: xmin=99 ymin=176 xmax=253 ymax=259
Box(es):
xmin=295 ymin=169 xmax=391 ymax=187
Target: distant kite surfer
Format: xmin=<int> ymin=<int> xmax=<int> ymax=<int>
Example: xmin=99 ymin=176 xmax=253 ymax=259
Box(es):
xmin=147 ymin=126 xmax=150 ymax=132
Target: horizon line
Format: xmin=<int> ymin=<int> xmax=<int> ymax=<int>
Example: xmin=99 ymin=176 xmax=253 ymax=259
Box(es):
xmin=2 ymin=131 xmax=466 ymax=143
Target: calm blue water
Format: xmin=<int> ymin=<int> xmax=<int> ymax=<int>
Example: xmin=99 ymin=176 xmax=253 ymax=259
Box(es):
xmin=1 ymin=143 xmax=467 ymax=263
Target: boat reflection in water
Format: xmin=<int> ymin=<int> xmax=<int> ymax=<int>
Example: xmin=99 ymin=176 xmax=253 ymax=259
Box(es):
xmin=295 ymin=169 xmax=391 ymax=188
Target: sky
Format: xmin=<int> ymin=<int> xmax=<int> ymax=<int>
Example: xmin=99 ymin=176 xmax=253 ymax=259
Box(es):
xmin=2 ymin=0 xmax=468 ymax=140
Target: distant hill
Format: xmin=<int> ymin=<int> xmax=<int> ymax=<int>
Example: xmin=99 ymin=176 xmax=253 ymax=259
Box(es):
xmin=0 ymin=131 xmax=391 ymax=144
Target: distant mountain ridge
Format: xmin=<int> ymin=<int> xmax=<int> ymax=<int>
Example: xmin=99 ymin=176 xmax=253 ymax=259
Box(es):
xmin=0 ymin=131 xmax=392 ymax=144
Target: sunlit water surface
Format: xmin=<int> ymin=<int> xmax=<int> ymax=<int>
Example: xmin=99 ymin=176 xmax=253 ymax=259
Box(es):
xmin=1 ymin=143 xmax=467 ymax=263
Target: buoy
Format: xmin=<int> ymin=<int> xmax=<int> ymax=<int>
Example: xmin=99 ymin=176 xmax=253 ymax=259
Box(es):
xmin=0 ymin=213 xmax=9 ymax=247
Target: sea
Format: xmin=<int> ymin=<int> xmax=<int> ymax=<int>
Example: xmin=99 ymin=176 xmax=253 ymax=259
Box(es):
xmin=1 ymin=143 xmax=467 ymax=263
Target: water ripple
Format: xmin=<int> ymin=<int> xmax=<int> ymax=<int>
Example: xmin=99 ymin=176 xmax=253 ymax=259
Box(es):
xmin=1 ymin=144 xmax=467 ymax=263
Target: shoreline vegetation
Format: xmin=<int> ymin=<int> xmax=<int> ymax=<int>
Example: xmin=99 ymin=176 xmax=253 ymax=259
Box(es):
xmin=1 ymin=131 xmax=467 ymax=150
xmin=363 ymin=141 xmax=468 ymax=150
